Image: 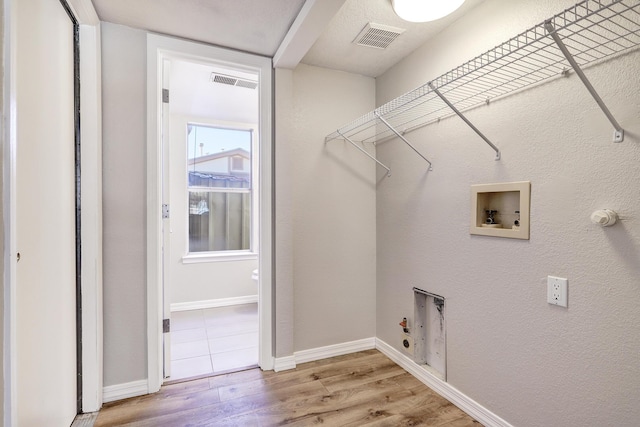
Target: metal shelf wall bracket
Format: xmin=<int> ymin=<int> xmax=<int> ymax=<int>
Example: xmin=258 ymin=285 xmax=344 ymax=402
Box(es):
xmin=427 ymin=82 xmax=501 ymax=160
xmin=335 ymin=130 xmax=392 ymax=177
xmin=544 ymin=20 xmax=625 ymax=142
xmin=324 ymin=0 xmax=639 ymax=168
xmin=374 ymin=112 xmax=433 ymax=171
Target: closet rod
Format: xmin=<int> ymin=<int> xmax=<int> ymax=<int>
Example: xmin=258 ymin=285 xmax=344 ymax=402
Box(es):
xmin=374 ymin=112 xmax=433 ymax=171
xmin=428 ymin=82 xmax=501 ymax=160
xmin=544 ymin=20 xmax=624 ymax=142
xmin=336 ymin=130 xmax=392 ymax=177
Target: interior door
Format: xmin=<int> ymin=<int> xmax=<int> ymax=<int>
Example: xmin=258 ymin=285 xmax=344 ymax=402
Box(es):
xmin=162 ymin=58 xmax=172 ymax=378
xmin=15 ymin=0 xmax=78 ymax=424
xmin=161 ymin=57 xmax=260 ymax=381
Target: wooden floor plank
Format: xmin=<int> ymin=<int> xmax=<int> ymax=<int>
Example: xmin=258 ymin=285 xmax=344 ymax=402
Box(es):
xmin=94 ymin=350 xmax=481 ymax=427
xmin=94 ymin=380 xmax=219 ymax=426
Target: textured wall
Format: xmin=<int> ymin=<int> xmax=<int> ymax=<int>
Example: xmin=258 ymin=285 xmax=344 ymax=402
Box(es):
xmin=101 ymin=22 xmax=148 ymax=386
xmin=284 ymin=64 xmax=377 ymax=352
xmin=99 ymin=25 xmax=377 ymax=384
xmin=375 ymin=1 xmax=640 ymax=426
xmin=274 ymin=68 xmax=295 ymax=358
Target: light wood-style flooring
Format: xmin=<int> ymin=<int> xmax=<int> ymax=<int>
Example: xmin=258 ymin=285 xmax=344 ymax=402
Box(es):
xmin=95 ymin=350 xmax=481 ymax=426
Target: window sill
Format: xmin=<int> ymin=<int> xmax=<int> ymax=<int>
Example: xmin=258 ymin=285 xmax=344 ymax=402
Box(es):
xmin=182 ymin=251 xmax=258 ymax=264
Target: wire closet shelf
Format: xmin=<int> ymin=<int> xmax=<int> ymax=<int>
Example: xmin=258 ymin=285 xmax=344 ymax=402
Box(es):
xmin=325 ymin=0 xmax=640 ymax=167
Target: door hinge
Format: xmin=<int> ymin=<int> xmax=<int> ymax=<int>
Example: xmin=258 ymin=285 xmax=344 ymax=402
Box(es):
xmin=162 ymin=88 xmax=169 ymax=103
xmin=163 ymin=319 xmax=170 ymax=333
xmin=162 ymin=204 xmax=170 ymax=219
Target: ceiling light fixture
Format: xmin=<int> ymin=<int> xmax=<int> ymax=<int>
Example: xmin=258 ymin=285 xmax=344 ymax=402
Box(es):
xmin=391 ymin=0 xmax=466 ymax=23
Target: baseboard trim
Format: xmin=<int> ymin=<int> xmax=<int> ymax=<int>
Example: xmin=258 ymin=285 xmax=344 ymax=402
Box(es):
xmin=273 ymin=355 xmax=296 ymax=372
xmin=375 ymin=339 xmax=513 ymax=427
xmin=170 ymin=295 xmax=258 ymax=312
xmin=102 ymin=379 xmax=149 ymax=403
xmin=294 ymin=337 xmax=376 ymax=365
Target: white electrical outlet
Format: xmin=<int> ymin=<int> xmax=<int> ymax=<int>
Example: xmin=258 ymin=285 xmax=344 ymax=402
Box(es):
xmin=547 ymin=276 xmax=568 ymax=307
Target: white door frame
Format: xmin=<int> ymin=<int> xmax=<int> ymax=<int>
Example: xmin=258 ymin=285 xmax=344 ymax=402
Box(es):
xmin=2 ymin=0 xmax=103 ymax=422
xmin=146 ymin=34 xmax=274 ymax=393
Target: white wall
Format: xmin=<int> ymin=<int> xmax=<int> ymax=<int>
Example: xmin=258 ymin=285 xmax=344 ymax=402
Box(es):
xmin=274 ymin=68 xmax=295 ymax=358
xmin=0 ymin=0 xmax=5 ymax=419
xmin=278 ymin=64 xmax=377 ymax=352
xmin=375 ymin=1 xmax=640 ymax=426
xmin=101 ymin=26 xmax=377 ymax=384
xmin=101 ymin=22 xmax=148 ymax=386
xmin=169 ymin=114 xmax=257 ymax=304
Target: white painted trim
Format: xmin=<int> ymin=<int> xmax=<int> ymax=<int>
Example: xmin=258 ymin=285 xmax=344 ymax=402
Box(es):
xmin=4 ymin=0 xmax=102 ymax=422
xmin=102 ymin=380 xmax=149 ymax=403
xmin=273 ymin=356 xmax=296 ymax=372
xmin=147 ymin=34 xmax=274 ymax=392
xmin=78 ymin=20 xmax=103 ymax=413
xmin=273 ymin=0 xmax=346 ymax=69
xmin=170 ymin=295 xmax=258 ymax=312
xmin=375 ymin=339 xmax=514 ymax=427
xmin=273 ymin=338 xmax=377 ymax=373
xmin=67 ymin=0 xmax=99 ymax=26
xmin=182 ymin=252 xmax=258 ymax=264
xmin=3 ymin=0 xmax=19 ymax=424
xmin=294 ymin=337 xmax=376 ymax=365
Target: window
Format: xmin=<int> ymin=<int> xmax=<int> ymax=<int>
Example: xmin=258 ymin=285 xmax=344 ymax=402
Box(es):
xmin=187 ymin=124 xmax=253 ymax=253
xmin=231 ymin=155 xmax=244 ymax=172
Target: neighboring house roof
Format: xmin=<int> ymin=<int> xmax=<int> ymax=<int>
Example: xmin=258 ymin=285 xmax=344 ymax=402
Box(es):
xmin=188 ymin=147 xmax=249 ymax=164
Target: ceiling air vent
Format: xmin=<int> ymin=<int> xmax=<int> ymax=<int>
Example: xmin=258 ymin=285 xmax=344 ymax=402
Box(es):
xmin=353 ymin=23 xmax=405 ymax=49
xmin=210 ymin=73 xmax=258 ymax=90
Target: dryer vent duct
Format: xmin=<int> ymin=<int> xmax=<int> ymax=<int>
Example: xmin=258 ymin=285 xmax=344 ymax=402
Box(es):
xmin=353 ymin=23 xmax=405 ymax=49
xmin=210 ymin=73 xmax=258 ymax=90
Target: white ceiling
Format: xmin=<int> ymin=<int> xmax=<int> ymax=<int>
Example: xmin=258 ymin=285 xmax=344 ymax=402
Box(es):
xmin=301 ymin=0 xmax=484 ymax=77
xmin=91 ymin=0 xmax=484 ymax=78
xmin=91 ymin=0 xmax=486 ymax=121
xmin=169 ymin=60 xmax=259 ymax=122
xmin=90 ymin=0 xmax=307 ymax=57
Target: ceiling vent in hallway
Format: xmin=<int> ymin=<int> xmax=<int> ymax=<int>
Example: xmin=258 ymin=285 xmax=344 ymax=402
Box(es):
xmin=210 ymin=73 xmax=258 ymax=90
xmin=353 ymin=23 xmax=405 ymax=49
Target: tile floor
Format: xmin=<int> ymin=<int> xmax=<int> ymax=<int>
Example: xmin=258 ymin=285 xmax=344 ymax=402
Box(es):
xmin=169 ymin=303 xmax=258 ymax=381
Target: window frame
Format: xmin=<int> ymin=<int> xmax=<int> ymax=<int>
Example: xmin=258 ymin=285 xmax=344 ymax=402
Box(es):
xmin=182 ymin=121 xmax=258 ymax=263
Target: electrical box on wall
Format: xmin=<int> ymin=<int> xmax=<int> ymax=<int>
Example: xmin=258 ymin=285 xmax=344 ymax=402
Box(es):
xmin=470 ymin=181 xmax=531 ymax=239
xmin=413 ymin=288 xmax=446 ymax=381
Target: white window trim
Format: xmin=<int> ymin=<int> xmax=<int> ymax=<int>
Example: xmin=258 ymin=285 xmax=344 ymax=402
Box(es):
xmin=182 ymin=251 xmax=258 ymax=264
xmin=185 ymin=121 xmax=258 ymax=256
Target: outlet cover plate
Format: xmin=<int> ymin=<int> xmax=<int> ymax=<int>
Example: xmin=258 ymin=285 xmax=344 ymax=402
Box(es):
xmin=547 ymin=276 xmax=568 ymax=307
xmin=401 ymin=332 xmax=414 ymax=355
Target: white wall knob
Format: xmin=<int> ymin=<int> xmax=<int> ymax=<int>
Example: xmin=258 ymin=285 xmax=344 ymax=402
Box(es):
xmin=590 ymin=209 xmax=618 ymax=227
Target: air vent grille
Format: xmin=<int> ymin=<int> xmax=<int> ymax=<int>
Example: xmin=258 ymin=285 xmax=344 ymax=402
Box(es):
xmin=235 ymin=79 xmax=259 ymax=90
xmin=210 ymin=73 xmax=258 ymax=90
xmin=353 ymin=23 xmax=405 ymax=49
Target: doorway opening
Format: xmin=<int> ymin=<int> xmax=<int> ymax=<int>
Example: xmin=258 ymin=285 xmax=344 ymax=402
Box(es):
xmin=147 ymin=34 xmax=274 ymax=392
xmin=165 ymin=59 xmax=261 ymax=381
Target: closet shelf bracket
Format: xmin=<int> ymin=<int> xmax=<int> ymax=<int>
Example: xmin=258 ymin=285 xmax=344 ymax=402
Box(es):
xmin=427 ymin=82 xmax=501 ymax=160
xmin=374 ymin=111 xmax=433 ymax=171
xmin=336 ymin=130 xmax=392 ymax=177
xmin=544 ymin=21 xmax=624 ymax=143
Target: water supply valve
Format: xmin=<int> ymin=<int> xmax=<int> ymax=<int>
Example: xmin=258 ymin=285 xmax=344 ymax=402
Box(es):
xmin=399 ymin=317 xmax=409 ymax=333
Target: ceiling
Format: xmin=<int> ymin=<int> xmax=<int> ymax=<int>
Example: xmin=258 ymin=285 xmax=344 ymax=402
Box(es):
xmin=91 ymin=0 xmax=487 ymax=122
xmin=302 ymin=0 xmax=483 ymax=77
xmin=91 ymin=0 xmax=484 ymax=78
xmin=90 ymin=0 xmax=307 ymax=57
